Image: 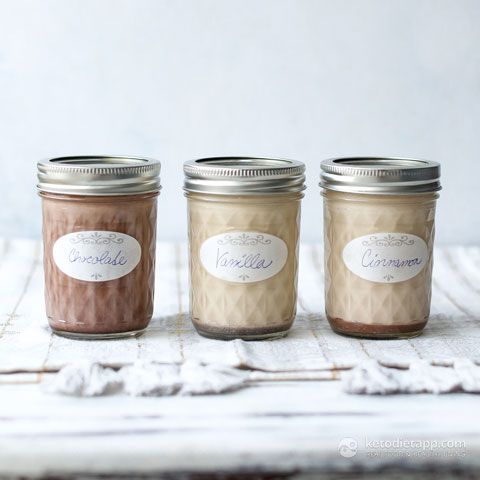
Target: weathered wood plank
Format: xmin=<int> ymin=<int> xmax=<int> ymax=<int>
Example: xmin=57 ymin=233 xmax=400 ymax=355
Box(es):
xmin=0 ymin=381 xmax=478 ymax=477
xmin=1 ymin=243 xmax=480 ymax=373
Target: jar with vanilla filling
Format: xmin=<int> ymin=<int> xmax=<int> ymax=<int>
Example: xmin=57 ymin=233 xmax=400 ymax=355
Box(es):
xmin=184 ymin=157 xmax=306 ymax=340
xmin=37 ymin=156 xmax=161 ymax=339
xmin=320 ymin=157 xmax=441 ymax=339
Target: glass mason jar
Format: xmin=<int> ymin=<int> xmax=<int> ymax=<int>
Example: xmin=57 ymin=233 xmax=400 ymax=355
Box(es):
xmin=184 ymin=157 xmax=306 ymax=340
xmin=37 ymin=156 xmax=161 ymax=339
xmin=320 ymin=157 xmax=441 ymax=339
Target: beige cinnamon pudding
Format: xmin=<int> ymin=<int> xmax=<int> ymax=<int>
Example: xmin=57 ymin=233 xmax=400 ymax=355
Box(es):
xmin=184 ymin=157 xmax=305 ymax=340
xmin=37 ymin=156 xmax=161 ymax=339
xmin=320 ymin=157 xmax=441 ymax=339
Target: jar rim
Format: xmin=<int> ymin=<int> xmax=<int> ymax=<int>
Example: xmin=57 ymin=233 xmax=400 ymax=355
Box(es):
xmin=183 ymin=156 xmax=306 ymax=195
xmin=320 ymin=156 xmax=441 ymax=195
xmin=37 ymin=155 xmax=161 ymax=196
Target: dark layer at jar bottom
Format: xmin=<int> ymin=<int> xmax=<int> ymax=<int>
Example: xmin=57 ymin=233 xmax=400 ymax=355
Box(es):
xmin=327 ymin=315 xmax=428 ymax=339
xmin=192 ymin=318 xmax=294 ymax=341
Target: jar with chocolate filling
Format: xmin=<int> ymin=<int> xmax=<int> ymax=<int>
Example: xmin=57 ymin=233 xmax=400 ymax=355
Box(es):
xmin=184 ymin=157 xmax=305 ymax=340
xmin=37 ymin=156 xmax=161 ymax=339
xmin=320 ymin=157 xmax=441 ymax=339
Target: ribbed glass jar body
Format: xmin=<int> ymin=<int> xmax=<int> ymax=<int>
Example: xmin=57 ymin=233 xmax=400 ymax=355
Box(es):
xmin=187 ymin=192 xmax=302 ymax=340
xmin=40 ymin=192 xmax=158 ymax=339
xmin=323 ymin=190 xmax=438 ymax=338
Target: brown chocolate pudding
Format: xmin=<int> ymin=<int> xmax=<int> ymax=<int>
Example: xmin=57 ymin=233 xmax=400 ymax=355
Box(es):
xmin=37 ymin=156 xmax=161 ymax=339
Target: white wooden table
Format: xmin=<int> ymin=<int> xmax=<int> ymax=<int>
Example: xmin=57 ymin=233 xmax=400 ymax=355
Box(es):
xmin=0 ymin=239 xmax=479 ymax=479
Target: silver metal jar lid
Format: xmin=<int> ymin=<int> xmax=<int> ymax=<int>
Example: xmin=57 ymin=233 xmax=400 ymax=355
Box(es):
xmin=37 ymin=156 xmax=161 ymax=196
xmin=320 ymin=157 xmax=441 ymax=195
xmin=183 ymin=157 xmax=306 ymax=195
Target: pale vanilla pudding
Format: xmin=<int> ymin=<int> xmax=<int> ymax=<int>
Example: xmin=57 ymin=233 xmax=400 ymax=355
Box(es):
xmin=184 ymin=157 xmax=305 ymax=340
xmin=320 ymin=157 xmax=441 ymax=338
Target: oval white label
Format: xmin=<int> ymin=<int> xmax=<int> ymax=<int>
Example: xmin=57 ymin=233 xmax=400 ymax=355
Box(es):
xmin=342 ymin=233 xmax=428 ymax=284
xmin=200 ymin=231 xmax=288 ymax=283
xmin=53 ymin=231 xmax=141 ymax=282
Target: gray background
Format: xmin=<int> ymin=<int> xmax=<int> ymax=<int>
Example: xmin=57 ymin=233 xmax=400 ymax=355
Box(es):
xmin=1 ymin=0 xmax=479 ymax=243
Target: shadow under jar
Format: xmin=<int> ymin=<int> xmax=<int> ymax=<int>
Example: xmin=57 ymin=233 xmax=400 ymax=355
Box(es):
xmin=184 ymin=157 xmax=306 ymax=340
xmin=37 ymin=156 xmax=161 ymax=339
xmin=320 ymin=157 xmax=441 ymax=339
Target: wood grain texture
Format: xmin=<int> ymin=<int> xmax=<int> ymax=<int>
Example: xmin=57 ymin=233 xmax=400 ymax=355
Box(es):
xmin=0 ymin=240 xmax=479 ymax=478
xmin=1 ymin=242 xmax=479 ymax=374
xmin=0 ymin=380 xmax=478 ymax=478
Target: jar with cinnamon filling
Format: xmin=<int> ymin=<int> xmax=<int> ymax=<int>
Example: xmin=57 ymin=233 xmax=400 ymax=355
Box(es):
xmin=37 ymin=156 xmax=161 ymax=339
xmin=184 ymin=157 xmax=306 ymax=340
xmin=320 ymin=157 xmax=441 ymax=339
